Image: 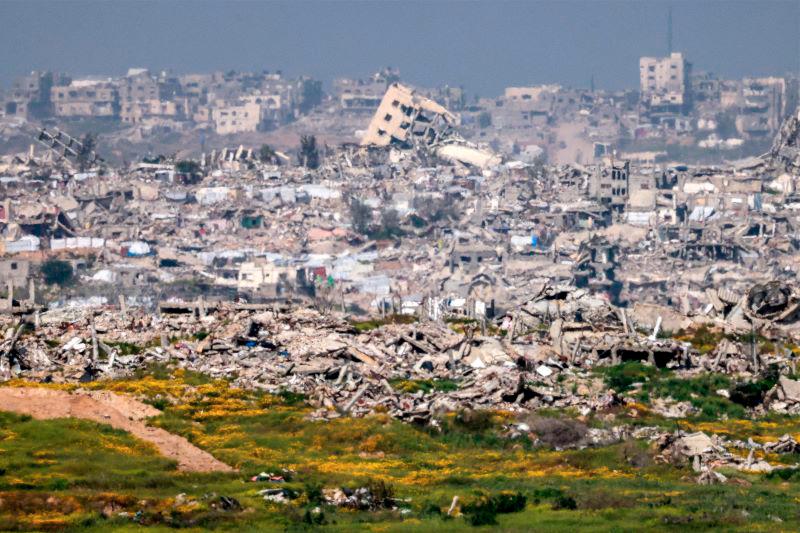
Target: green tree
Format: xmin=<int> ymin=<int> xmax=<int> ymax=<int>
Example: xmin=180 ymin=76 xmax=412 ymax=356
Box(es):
xmin=259 ymin=144 xmax=277 ymax=164
xmin=300 ymin=80 xmax=323 ymax=113
xmin=716 ymin=111 xmax=739 ymax=139
xmin=379 ymin=207 xmax=402 ymax=238
xmin=41 ymin=259 xmax=73 ymax=286
xmin=298 ymin=135 xmax=320 ymax=169
xmin=349 ymin=197 xmax=372 ymax=235
xmin=478 ymin=112 xmax=492 ymax=129
xmin=76 ymin=133 xmax=96 ymax=172
xmin=175 ymin=160 xmax=200 ymax=174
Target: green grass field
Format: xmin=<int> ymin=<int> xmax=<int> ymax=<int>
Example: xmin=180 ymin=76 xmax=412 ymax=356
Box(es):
xmin=2 ymin=366 xmax=800 ymax=531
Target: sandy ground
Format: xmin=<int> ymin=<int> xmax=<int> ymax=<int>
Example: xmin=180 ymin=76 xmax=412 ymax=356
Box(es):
xmin=0 ymin=387 xmax=234 ymax=473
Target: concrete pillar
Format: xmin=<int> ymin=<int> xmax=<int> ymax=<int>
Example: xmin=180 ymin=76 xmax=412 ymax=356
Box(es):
xmin=118 ymin=294 xmax=127 ymax=319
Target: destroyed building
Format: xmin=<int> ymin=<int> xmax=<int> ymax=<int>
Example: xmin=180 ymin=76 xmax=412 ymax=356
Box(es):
xmin=361 ymin=83 xmax=458 ymax=148
xmin=361 ymin=83 xmax=501 ymax=169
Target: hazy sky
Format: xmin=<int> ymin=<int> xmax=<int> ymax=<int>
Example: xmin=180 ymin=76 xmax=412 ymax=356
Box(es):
xmin=1 ymin=0 xmax=798 ymax=96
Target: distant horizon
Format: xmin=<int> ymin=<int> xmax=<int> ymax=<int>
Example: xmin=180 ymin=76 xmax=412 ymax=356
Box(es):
xmin=1 ymin=0 xmax=798 ymax=98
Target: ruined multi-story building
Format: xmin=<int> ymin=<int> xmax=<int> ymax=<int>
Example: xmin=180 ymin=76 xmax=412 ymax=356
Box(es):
xmin=361 ymin=83 xmax=457 ymax=148
xmin=210 ymin=100 xmax=261 ymax=134
xmin=639 ymin=52 xmax=692 ymax=113
xmin=735 ymin=77 xmax=790 ymax=139
xmin=590 ymin=158 xmax=630 ymax=210
xmin=332 ymin=69 xmax=399 ymax=114
xmin=488 ymin=86 xmax=558 ymax=131
xmin=116 ymin=69 xmax=185 ymax=124
xmin=51 ymin=80 xmax=117 ymax=118
xmin=3 ymin=71 xmax=66 ymax=119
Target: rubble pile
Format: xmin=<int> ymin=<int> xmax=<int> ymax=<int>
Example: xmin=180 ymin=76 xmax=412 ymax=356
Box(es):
xmin=0 ymin=81 xmax=798 ymax=474
xmin=1 ymin=279 xmax=798 ymax=425
xmin=657 ymin=430 xmax=800 ymax=478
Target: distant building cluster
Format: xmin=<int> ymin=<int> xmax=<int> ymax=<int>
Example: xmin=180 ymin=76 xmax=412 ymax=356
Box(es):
xmin=458 ymin=53 xmax=797 ymax=164
xmin=2 ymin=68 xmax=322 ymax=135
xmin=0 ymin=54 xmax=797 ymax=164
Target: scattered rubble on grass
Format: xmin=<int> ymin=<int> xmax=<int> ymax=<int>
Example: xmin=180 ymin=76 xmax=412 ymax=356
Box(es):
xmin=0 ymin=279 xmax=798 ymax=428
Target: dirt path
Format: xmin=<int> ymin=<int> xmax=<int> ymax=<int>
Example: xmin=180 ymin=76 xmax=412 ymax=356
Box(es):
xmin=0 ymin=387 xmax=235 ymax=473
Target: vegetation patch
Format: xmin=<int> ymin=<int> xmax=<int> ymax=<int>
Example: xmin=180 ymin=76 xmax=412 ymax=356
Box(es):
xmin=350 ymin=314 xmax=418 ymax=332
xmin=462 ymin=491 xmax=527 ymax=526
xmin=598 ymin=362 xmax=747 ymax=419
xmin=3 ymin=369 xmax=800 ymax=530
xmin=390 ymin=378 xmax=460 ymax=394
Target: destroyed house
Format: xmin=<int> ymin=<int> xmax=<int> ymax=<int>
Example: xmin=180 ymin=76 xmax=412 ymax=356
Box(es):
xmin=51 ymin=80 xmax=117 ymax=117
xmin=590 ymin=159 xmax=630 ymax=210
xmin=449 ymin=243 xmax=501 ymax=272
xmin=572 ymin=237 xmax=622 ymax=303
xmin=0 ymin=259 xmax=30 ymax=288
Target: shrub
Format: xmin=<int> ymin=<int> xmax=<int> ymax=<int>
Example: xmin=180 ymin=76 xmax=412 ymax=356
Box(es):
xmin=601 ymin=361 xmax=660 ymax=392
xmin=730 ymin=365 xmax=780 ymax=408
xmin=144 ymin=397 xmax=169 ymax=411
xmin=106 ymin=342 xmax=143 ymax=356
xmin=259 ymin=144 xmax=277 ymax=163
xmin=371 ymin=207 xmax=403 ymax=239
xmin=302 ymin=508 xmax=326 ymax=525
xmin=531 ymin=487 xmax=565 ymax=500
xmin=390 ymin=379 xmax=459 ymax=394
xmin=552 ymin=495 xmax=577 ymax=510
xmin=277 ymin=389 xmax=306 ymax=406
xmin=462 ymin=492 xmax=526 ymax=526
xmin=349 ymin=197 xmax=372 ymax=235
xmin=526 ymin=416 xmax=588 ymax=449
xmin=677 ymin=325 xmax=724 ymax=354
xmin=618 ymin=439 xmax=653 ymax=468
xmin=463 ymin=499 xmax=498 ymax=526
xmin=455 ymin=409 xmax=495 ymax=433
xmin=492 ymin=492 xmax=527 ymax=513
xmin=304 ymin=482 xmax=324 ymax=506
xmin=366 ymin=478 xmax=395 ymax=508
xmin=41 ymin=259 xmax=74 ymax=286
xmin=766 ymin=468 xmax=800 ymax=481
xmin=192 ymin=331 xmax=209 ymax=341
xmin=578 ymin=491 xmax=635 ymax=510
xmin=420 ymin=501 xmax=442 ymax=517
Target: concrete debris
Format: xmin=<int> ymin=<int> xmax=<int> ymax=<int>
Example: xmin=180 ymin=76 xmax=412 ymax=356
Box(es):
xmin=322 ymin=486 xmax=401 ymax=511
xmin=656 ymin=429 xmax=798 ymax=480
xmin=745 ymin=281 xmax=800 ymax=323
xmin=0 ymin=272 xmax=799 ymax=425
xmin=765 ymin=376 xmax=800 ymax=413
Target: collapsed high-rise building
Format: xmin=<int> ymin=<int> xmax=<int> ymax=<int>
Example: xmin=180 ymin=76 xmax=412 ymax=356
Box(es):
xmin=361 ymin=83 xmax=500 ymax=169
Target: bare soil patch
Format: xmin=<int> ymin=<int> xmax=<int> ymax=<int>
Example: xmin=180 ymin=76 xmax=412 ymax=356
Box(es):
xmin=0 ymin=387 xmax=234 ymax=473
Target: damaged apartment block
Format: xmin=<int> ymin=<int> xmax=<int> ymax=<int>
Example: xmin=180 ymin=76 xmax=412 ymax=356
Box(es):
xmin=362 ymin=83 xmax=501 ymax=169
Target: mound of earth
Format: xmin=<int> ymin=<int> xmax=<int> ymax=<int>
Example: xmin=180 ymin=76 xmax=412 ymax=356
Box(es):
xmin=0 ymin=387 xmax=234 ymax=473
